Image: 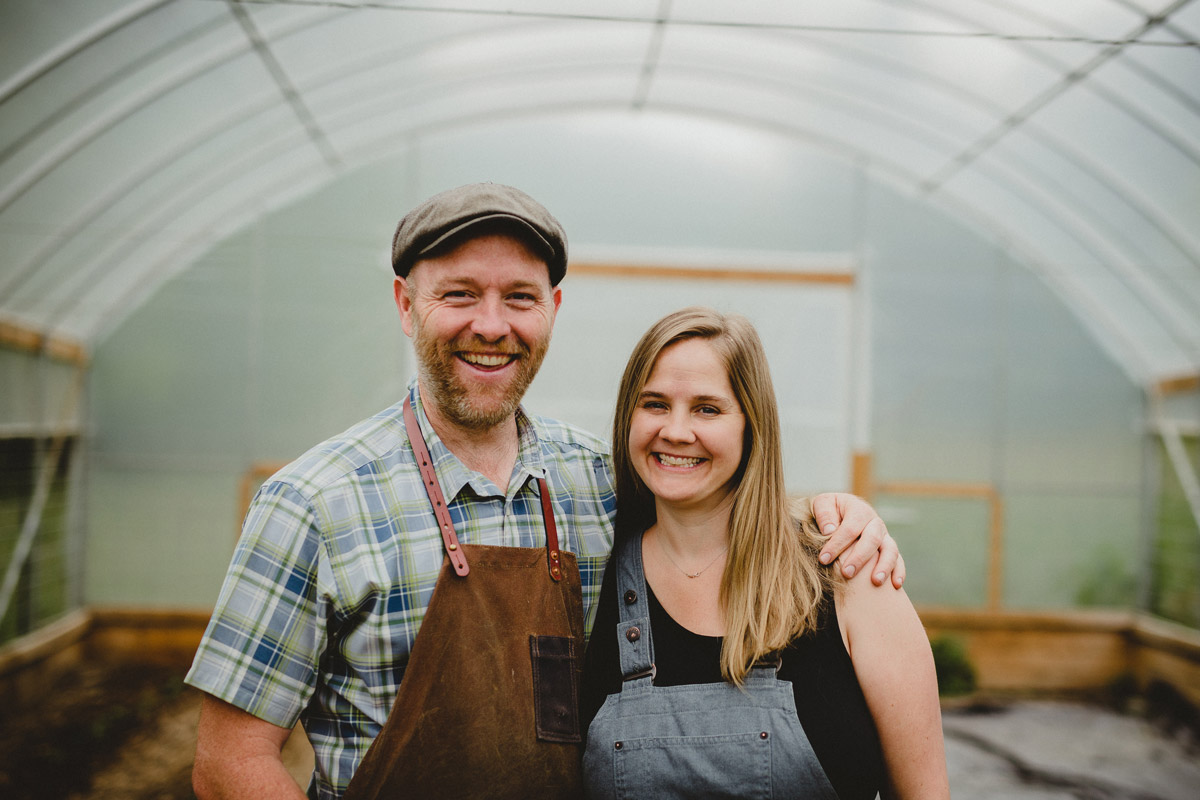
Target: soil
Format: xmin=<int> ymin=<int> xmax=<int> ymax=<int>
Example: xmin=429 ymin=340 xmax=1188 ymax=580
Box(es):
xmin=0 ymin=662 xmax=200 ymax=800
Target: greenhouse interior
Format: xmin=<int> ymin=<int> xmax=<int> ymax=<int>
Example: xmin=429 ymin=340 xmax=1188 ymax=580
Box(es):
xmin=1 ymin=1 xmax=1198 ymax=797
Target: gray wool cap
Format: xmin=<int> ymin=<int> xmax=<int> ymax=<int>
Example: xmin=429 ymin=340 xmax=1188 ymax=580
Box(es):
xmin=390 ymin=182 xmax=568 ymax=285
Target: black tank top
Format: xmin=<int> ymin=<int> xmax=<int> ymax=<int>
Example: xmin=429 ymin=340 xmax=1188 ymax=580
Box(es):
xmin=581 ymin=559 xmax=886 ymax=800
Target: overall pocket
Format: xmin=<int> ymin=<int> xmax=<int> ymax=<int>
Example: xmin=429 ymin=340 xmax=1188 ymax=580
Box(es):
xmin=612 ymin=731 xmax=772 ymax=800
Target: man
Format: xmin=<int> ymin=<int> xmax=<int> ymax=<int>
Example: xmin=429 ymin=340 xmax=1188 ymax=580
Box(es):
xmin=187 ymin=183 xmax=902 ymax=799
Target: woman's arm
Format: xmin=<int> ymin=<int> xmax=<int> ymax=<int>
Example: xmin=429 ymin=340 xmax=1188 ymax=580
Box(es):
xmin=837 ymin=572 xmax=950 ymax=800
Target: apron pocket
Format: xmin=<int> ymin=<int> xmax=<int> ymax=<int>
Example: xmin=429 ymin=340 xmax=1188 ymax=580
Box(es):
xmin=529 ymin=634 xmax=581 ymax=743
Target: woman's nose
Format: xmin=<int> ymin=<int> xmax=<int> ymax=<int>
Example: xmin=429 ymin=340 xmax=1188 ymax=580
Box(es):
xmin=659 ymin=410 xmax=696 ymax=443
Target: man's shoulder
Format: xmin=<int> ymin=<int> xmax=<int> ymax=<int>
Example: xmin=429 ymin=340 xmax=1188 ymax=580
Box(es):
xmin=526 ymin=413 xmax=611 ymax=460
xmin=263 ymin=403 xmax=412 ymax=498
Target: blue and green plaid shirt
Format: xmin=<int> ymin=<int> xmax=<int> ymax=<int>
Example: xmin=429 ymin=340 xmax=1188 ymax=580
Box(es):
xmin=185 ymin=380 xmax=615 ymax=798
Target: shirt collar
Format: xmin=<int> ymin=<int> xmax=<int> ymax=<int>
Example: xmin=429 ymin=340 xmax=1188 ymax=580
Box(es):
xmin=406 ymin=378 xmax=548 ymax=501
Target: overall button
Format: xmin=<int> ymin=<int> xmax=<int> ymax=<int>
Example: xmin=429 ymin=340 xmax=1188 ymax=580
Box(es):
xmin=625 ymin=626 xmax=641 ymax=642
xmin=614 ymin=741 xmax=623 ymax=750
xmin=623 ymin=589 xmax=637 ymax=605
xmin=760 ymin=731 xmax=769 ymax=740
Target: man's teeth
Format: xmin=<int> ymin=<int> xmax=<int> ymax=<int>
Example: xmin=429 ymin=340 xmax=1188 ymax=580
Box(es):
xmin=657 ymin=454 xmax=701 ymax=467
xmin=462 ymin=353 xmax=512 ymax=367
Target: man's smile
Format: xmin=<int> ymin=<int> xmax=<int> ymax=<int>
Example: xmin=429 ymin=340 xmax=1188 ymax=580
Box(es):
xmin=459 ymin=351 xmax=517 ymax=369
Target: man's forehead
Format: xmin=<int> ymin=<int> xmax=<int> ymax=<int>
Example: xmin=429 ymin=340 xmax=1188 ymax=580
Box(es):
xmin=417 ymin=270 xmax=551 ymax=290
xmin=408 ymin=242 xmax=555 ymax=289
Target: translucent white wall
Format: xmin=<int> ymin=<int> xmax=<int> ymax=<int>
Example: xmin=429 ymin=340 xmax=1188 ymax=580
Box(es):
xmin=867 ymin=199 xmax=1144 ymax=609
xmin=85 ymin=114 xmax=1144 ymax=611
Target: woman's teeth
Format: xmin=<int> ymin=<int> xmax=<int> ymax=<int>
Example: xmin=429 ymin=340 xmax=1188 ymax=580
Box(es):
xmin=657 ymin=454 xmax=701 ymax=467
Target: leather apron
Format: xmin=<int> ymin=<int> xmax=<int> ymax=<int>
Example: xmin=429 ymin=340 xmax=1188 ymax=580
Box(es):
xmin=342 ymin=398 xmax=585 ymax=800
xmin=582 ymin=533 xmax=838 ymax=800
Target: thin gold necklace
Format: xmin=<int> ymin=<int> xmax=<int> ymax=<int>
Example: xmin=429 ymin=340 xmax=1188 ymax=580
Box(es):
xmin=657 ymin=534 xmax=728 ymax=579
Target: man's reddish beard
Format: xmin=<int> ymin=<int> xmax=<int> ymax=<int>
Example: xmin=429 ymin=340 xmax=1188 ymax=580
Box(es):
xmin=411 ymin=314 xmax=551 ymax=430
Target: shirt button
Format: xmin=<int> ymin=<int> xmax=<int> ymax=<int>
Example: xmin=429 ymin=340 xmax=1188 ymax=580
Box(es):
xmin=625 ymin=626 xmax=641 ymax=642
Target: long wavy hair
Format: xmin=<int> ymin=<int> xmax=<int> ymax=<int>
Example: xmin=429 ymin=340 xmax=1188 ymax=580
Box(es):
xmin=612 ymin=306 xmax=837 ymax=684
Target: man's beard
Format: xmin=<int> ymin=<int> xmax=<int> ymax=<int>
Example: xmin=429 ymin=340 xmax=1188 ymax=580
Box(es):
xmin=412 ymin=316 xmax=550 ymax=431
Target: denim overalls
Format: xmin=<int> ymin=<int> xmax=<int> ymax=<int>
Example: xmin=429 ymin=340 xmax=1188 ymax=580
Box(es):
xmin=582 ymin=533 xmax=839 ymax=800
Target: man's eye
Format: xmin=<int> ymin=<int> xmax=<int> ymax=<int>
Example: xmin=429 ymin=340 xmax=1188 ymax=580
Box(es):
xmin=508 ymin=293 xmax=536 ymax=304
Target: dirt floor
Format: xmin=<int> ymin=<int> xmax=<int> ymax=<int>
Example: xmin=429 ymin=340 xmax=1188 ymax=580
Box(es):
xmin=0 ymin=662 xmax=196 ymax=800
xmin=2 ymin=661 xmax=1197 ymax=799
xmin=0 ymin=661 xmax=311 ymax=800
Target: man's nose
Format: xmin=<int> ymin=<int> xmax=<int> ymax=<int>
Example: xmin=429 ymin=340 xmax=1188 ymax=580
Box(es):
xmin=469 ymin=295 xmax=511 ymax=340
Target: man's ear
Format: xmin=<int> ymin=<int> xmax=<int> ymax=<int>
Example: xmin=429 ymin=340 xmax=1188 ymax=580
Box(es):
xmin=394 ymin=276 xmax=415 ymax=337
xmin=550 ymin=285 xmax=562 ymax=320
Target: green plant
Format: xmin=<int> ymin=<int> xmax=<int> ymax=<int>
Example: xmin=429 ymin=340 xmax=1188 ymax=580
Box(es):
xmin=930 ymin=635 xmax=977 ymax=697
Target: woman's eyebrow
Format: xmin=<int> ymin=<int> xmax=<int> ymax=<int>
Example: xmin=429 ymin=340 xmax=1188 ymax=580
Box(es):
xmin=638 ymin=389 xmax=734 ymax=406
xmin=692 ymin=394 xmax=733 ymax=405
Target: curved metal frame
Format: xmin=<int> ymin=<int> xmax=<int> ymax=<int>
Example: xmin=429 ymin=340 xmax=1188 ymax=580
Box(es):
xmin=0 ymin=0 xmax=1196 ymax=385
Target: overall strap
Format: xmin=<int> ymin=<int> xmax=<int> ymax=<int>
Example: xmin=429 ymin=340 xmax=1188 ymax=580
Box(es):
xmin=613 ymin=532 xmax=655 ymax=683
xmin=402 ymin=396 xmax=564 ymax=582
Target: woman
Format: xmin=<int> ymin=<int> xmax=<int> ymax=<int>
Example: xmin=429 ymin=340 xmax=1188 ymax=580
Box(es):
xmin=581 ymin=307 xmax=949 ymax=799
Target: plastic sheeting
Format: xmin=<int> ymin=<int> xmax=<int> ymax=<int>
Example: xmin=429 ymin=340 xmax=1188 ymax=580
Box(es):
xmin=0 ymin=0 xmax=1197 ymax=389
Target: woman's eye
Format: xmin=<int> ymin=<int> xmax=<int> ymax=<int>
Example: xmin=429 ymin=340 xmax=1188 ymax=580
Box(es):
xmin=641 ymin=400 xmax=667 ymax=411
xmin=697 ymin=406 xmax=719 ymax=416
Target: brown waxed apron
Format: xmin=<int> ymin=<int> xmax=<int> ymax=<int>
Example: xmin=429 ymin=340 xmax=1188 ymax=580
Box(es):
xmin=341 ymin=398 xmax=585 ymax=800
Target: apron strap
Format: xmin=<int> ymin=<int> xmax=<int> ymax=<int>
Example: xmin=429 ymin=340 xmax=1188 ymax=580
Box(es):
xmin=403 ymin=396 xmax=470 ymax=577
xmin=402 ymin=396 xmax=564 ymax=582
xmin=538 ymin=478 xmax=564 ymax=582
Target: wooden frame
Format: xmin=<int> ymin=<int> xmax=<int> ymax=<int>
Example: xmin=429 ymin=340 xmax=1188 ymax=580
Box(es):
xmin=569 ymin=261 xmax=855 ymax=286
xmin=852 ymin=451 xmax=1006 ymax=609
xmin=0 ymin=318 xmax=88 ymax=367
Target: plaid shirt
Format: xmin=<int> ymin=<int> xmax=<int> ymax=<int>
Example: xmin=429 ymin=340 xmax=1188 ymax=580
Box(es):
xmin=185 ymin=380 xmax=615 ymax=798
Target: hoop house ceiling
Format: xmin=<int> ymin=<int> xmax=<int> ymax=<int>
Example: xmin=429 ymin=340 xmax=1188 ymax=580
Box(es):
xmin=1 ymin=0 xmax=1197 ymax=389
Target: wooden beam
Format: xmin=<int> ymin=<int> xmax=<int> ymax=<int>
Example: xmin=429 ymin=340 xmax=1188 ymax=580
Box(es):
xmin=0 ymin=318 xmax=88 ymax=366
xmin=874 ymin=480 xmax=996 ymax=498
xmin=850 ymin=451 xmax=874 ymax=498
xmin=7 ymin=608 xmax=1196 ymax=708
xmin=569 ymin=261 xmax=856 ymax=285
xmin=1154 ymin=372 xmax=1200 ymax=396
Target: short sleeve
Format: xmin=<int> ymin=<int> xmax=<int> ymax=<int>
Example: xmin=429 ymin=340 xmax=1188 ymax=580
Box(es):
xmin=185 ymin=480 xmax=328 ymax=728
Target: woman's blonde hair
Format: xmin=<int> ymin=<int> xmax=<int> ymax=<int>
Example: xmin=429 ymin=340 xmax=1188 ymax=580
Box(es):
xmin=612 ymin=306 xmax=837 ymax=684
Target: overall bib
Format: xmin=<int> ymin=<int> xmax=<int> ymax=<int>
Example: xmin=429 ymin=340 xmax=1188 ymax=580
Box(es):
xmin=342 ymin=398 xmax=585 ymax=800
xmin=582 ymin=533 xmax=839 ymax=800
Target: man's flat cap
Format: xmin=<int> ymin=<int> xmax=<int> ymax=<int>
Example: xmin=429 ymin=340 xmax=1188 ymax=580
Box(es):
xmin=391 ymin=182 xmax=568 ymax=285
